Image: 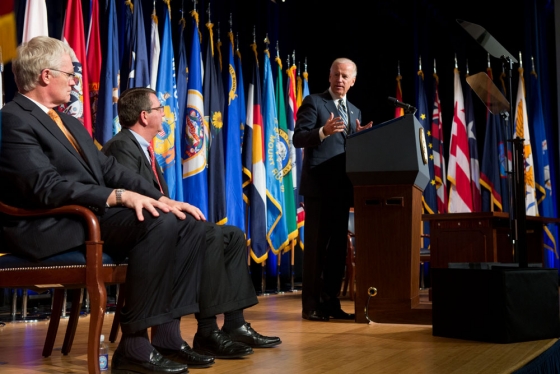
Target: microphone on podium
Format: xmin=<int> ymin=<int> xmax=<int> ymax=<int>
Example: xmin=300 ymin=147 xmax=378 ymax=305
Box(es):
xmin=387 ymin=96 xmax=417 ymax=115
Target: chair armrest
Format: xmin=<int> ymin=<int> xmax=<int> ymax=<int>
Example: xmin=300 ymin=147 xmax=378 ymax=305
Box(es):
xmin=0 ymin=201 xmax=101 ymax=242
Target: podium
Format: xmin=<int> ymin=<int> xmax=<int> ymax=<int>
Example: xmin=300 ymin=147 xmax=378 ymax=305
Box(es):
xmin=346 ymin=114 xmax=432 ymax=324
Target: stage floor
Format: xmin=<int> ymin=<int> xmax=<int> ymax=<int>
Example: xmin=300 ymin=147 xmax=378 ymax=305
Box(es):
xmin=0 ymin=292 xmax=556 ymax=373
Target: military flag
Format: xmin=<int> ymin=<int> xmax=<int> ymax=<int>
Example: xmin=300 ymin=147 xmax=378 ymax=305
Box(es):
xmin=514 ymin=65 xmax=538 ymax=216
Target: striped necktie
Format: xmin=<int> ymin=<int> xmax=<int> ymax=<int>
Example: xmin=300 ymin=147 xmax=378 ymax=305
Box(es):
xmin=47 ymin=109 xmax=84 ymax=157
xmin=148 ymin=144 xmax=164 ymax=193
xmin=338 ymin=99 xmax=349 ymax=136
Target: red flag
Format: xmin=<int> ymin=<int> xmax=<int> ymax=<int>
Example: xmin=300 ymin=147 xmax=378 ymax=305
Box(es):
xmin=87 ymin=0 xmax=102 ymax=141
xmin=447 ymin=68 xmax=472 ymax=212
xmin=60 ymin=0 xmax=92 ymax=136
xmin=395 ymin=73 xmax=404 ymax=118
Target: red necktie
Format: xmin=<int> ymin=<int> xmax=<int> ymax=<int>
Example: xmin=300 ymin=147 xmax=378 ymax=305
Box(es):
xmin=148 ymin=144 xmax=164 ymax=193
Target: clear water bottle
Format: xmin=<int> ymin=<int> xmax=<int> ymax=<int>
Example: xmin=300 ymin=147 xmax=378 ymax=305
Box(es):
xmin=99 ymin=334 xmax=109 ymax=371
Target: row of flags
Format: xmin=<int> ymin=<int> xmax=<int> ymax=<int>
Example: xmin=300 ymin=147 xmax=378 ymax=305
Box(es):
xmin=14 ymin=0 xmax=309 ymax=264
xmin=403 ymin=59 xmax=559 ymax=266
xmin=6 ymin=1 xmax=557 ymax=269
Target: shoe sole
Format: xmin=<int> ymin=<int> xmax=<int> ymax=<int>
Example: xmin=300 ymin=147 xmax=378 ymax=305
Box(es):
xmin=111 ymin=370 xmax=189 ymax=374
xmin=249 ymin=341 xmax=282 ymax=348
xmin=194 ymin=348 xmax=254 ymax=359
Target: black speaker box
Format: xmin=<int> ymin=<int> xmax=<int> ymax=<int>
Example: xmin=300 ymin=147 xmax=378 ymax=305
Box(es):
xmin=432 ymin=266 xmax=560 ymax=343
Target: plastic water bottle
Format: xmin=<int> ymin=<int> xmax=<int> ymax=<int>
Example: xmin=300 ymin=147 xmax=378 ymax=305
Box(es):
xmin=99 ymin=334 xmax=109 ymax=371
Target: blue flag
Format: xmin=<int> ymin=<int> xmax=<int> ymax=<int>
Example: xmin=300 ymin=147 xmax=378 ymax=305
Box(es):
xmin=203 ymin=22 xmax=226 ymax=224
xmin=263 ymin=50 xmax=288 ymax=255
xmin=127 ymin=0 xmax=149 ymax=88
xmin=236 ymin=48 xmax=247 ymax=161
xmin=176 ymin=18 xmax=188 ymax=137
xmin=182 ymin=12 xmax=208 ymax=215
xmin=95 ymin=0 xmax=119 ymax=146
xmin=245 ymin=45 xmax=268 ymax=262
xmin=529 ymin=69 xmax=559 ymax=266
xmin=224 ymin=32 xmax=244 ymax=230
xmin=415 ymin=69 xmax=436 ymax=214
xmin=154 ymin=5 xmax=183 ymax=201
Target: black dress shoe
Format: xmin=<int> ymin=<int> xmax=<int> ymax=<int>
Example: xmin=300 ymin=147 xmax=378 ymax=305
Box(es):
xmin=193 ymin=329 xmax=253 ymax=359
xmin=329 ymin=309 xmax=355 ymax=320
xmin=222 ymin=323 xmax=282 ymax=348
xmin=111 ymin=349 xmax=189 ymax=373
xmin=302 ymin=310 xmax=329 ymax=321
xmin=154 ymin=341 xmax=215 ymax=368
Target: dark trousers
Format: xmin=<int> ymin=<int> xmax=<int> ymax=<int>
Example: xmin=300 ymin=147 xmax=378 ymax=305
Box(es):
xmin=101 ymin=208 xmax=205 ymax=334
xmin=198 ymin=223 xmax=258 ymax=318
xmin=302 ymin=196 xmax=350 ymax=312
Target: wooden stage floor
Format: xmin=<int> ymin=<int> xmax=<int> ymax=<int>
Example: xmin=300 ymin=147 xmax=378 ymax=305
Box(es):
xmin=0 ymin=291 xmax=556 ymax=373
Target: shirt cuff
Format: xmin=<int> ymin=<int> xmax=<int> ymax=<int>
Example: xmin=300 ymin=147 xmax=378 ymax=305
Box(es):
xmin=319 ymin=126 xmax=329 ymax=141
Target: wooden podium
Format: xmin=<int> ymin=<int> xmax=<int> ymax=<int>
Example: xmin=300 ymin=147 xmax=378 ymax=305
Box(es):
xmin=346 ymin=114 xmax=432 ymax=324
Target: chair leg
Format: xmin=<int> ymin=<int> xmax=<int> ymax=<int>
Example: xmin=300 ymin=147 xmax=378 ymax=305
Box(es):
xmin=43 ymin=289 xmax=65 ymax=357
xmin=109 ymin=283 xmax=125 ymax=343
xmin=61 ymin=288 xmax=83 ymax=355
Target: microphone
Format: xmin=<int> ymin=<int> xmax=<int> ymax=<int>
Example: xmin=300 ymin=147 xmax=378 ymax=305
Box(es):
xmin=387 ymin=96 xmax=417 ymax=114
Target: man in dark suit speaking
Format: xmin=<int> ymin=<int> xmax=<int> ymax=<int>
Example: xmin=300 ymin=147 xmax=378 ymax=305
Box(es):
xmin=102 ymin=87 xmax=281 ymax=359
xmin=294 ymin=58 xmax=372 ymax=322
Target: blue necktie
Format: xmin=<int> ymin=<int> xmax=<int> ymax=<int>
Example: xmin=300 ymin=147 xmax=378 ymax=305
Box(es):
xmin=338 ymin=99 xmax=349 ymax=136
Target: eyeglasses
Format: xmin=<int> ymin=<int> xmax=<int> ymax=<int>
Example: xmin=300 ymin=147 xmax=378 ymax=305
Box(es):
xmin=146 ymin=105 xmax=164 ymax=113
xmin=47 ymin=68 xmax=79 ymax=84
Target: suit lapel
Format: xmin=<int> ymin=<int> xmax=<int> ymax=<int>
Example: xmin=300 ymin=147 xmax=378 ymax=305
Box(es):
xmin=122 ymin=129 xmax=169 ymax=196
xmin=15 ymin=94 xmax=97 ymax=176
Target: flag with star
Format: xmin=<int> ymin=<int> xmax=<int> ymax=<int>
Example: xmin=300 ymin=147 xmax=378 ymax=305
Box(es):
xmin=431 ymin=71 xmax=447 ymax=213
xmin=415 ymin=67 xmax=436 ymax=214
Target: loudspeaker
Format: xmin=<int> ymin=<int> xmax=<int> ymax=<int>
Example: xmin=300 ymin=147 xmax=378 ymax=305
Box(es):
xmin=432 ymin=267 xmax=560 ymax=343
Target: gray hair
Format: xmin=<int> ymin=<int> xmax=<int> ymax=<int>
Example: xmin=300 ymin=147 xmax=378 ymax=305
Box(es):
xmin=12 ymin=36 xmax=75 ymax=93
xmin=331 ymin=58 xmax=357 ymax=78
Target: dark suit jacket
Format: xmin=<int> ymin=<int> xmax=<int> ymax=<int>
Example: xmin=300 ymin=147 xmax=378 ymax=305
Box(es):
xmin=0 ymin=94 xmax=163 ymax=259
xmin=101 ymin=128 xmax=169 ymax=196
xmin=293 ymin=91 xmax=361 ymax=199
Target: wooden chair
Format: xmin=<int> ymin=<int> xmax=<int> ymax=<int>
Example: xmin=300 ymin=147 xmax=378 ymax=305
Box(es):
xmin=0 ymin=201 xmax=127 ymax=374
